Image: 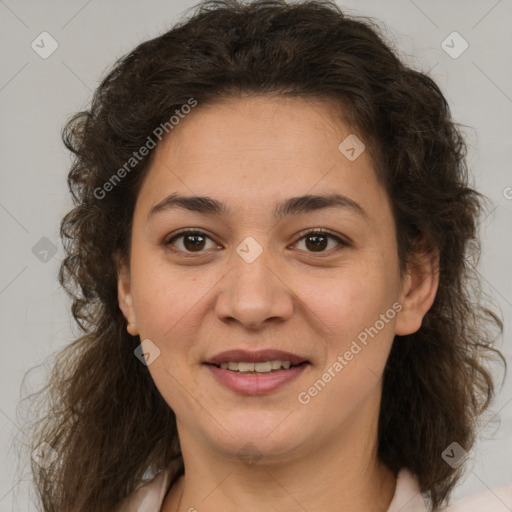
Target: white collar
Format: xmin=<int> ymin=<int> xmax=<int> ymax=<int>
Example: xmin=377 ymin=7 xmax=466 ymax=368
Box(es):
xmin=119 ymin=463 xmax=512 ymax=512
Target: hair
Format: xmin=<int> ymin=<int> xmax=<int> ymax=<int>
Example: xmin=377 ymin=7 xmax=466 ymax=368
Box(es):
xmin=17 ymin=1 xmax=506 ymax=511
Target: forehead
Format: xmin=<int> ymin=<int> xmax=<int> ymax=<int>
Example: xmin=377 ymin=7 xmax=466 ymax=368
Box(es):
xmin=156 ymin=95 xmax=358 ymax=168
xmin=135 ymin=95 xmax=390 ymax=224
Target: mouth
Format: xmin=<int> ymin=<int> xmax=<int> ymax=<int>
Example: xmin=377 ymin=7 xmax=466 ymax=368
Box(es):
xmin=204 ymin=360 xmax=311 ymax=395
xmin=204 ymin=360 xmax=310 ymax=374
xmin=202 ymin=349 xmax=311 ymax=394
xmin=204 ymin=349 xmax=310 ymax=368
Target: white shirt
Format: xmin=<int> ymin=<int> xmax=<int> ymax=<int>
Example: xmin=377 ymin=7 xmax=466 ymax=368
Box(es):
xmin=115 ymin=461 xmax=512 ymax=512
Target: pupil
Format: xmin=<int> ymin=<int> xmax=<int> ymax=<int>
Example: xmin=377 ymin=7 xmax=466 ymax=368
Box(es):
xmin=306 ymin=234 xmax=327 ymax=252
xmin=184 ymin=234 xmax=205 ymax=251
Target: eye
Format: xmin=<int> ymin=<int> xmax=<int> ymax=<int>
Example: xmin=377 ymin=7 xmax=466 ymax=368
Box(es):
xmin=164 ymin=228 xmax=348 ymax=256
xmin=164 ymin=229 xmax=219 ymax=254
xmin=292 ymin=229 xmax=349 ymax=254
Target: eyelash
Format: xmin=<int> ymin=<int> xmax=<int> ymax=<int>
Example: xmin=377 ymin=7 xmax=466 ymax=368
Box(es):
xmin=163 ymin=228 xmax=350 ymax=257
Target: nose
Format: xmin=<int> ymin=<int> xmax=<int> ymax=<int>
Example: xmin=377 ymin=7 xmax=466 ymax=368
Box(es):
xmin=214 ymin=250 xmax=294 ymax=331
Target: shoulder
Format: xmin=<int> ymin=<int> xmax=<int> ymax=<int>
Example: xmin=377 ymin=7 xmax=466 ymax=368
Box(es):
xmin=387 ymin=469 xmax=512 ymax=512
xmin=387 ymin=469 xmax=429 ymax=511
xmin=113 ymin=457 xmax=183 ymax=512
xmin=446 ymin=483 xmax=512 ymax=512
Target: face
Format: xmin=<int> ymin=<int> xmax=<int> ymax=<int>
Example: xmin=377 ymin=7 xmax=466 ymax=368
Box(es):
xmin=118 ymin=95 xmax=438 ymax=461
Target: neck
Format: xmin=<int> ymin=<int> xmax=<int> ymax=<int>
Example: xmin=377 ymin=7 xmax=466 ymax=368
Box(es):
xmin=163 ymin=393 xmax=396 ymax=512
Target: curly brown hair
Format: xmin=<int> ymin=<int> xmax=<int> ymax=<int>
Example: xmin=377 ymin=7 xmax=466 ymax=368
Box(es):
xmin=18 ymin=1 xmax=505 ymax=511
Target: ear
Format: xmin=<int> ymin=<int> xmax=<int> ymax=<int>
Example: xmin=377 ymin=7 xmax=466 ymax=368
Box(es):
xmin=394 ymin=246 xmax=440 ymax=336
xmin=116 ymin=253 xmax=139 ymax=336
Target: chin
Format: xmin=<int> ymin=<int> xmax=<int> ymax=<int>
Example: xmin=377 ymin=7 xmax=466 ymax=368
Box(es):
xmin=205 ymin=417 xmax=308 ymax=461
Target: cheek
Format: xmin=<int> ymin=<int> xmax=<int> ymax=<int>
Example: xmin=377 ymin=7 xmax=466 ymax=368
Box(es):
xmin=299 ymin=261 xmax=394 ymax=337
xmin=133 ymin=277 xmax=208 ymax=344
xmin=303 ymin=278 xmax=396 ymax=413
xmin=298 ymin=257 xmax=398 ymax=386
xmin=129 ymin=247 xmax=205 ymax=340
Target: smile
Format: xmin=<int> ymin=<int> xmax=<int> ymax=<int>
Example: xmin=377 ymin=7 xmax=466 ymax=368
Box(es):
xmin=204 ymin=361 xmax=310 ymax=395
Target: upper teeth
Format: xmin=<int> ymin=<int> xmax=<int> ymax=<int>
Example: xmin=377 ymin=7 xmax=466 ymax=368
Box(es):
xmin=219 ymin=360 xmax=294 ymax=372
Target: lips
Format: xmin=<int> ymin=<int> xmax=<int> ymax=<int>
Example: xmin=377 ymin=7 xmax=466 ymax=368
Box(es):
xmin=204 ymin=349 xmax=309 ymax=367
xmin=206 ymin=362 xmax=309 ymax=395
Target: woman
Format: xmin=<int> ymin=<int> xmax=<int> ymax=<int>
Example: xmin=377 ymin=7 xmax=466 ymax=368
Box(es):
xmin=23 ymin=1 xmax=510 ymax=511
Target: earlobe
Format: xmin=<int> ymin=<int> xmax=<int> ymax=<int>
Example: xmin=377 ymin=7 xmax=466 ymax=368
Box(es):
xmin=394 ymin=248 xmax=440 ymax=336
xmin=116 ymin=255 xmax=139 ymax=336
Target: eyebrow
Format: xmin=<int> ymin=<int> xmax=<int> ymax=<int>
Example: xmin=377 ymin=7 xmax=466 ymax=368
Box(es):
xmin=148 ymin=192 xmax=367 ymax=221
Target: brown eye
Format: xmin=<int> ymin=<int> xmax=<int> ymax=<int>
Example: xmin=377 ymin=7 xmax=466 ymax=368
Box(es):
xmin=165 ymin=230 xmax=216 ymax=253
xmin=164 ymin=228 xmax=348 ymax=256
xmin=294 ymin=230 xmax=348 ymax=253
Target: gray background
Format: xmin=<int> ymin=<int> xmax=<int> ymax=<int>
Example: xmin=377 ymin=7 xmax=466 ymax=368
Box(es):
xmin=0 ymin=0 xmax=511 ymax=510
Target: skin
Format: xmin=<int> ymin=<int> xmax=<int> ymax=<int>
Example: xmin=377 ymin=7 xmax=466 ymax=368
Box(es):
xmin=117 ymin=95 xmax=439 ymax=512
